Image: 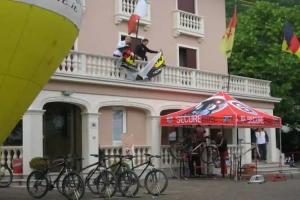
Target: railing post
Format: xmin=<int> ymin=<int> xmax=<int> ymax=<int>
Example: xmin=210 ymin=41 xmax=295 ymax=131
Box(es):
xmin=79 ymin=53 xmax=87 ymax=74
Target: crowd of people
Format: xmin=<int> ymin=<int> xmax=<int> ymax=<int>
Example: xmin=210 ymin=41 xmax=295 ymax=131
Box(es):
xmin=113 ymin=36 xmax=159 ymax=66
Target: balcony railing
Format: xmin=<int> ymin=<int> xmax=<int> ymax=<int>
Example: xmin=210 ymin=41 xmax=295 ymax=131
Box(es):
xmin=0 ymin=146 xmax=23 ymax=169
xmin=173 ymin=10 xmax=204 ymax=40
xmin=56 ymin=51 xmax=271 ymax=98
xmin=114 ymin=0 xmax=151 ymax=26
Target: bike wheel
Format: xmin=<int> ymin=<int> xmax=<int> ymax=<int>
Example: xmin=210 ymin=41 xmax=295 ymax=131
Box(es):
xmin=118 ymin=170 xmax=139 ymax=197
xmin=200 ymin=146 xmax=220 ymax=165
xmin=96 ymin=170 xmax=116 ymax=198
xmin=62 ymin=172 xmax=85 ymax=200
xmin=26 ymin=170 xmax=49 ymax=199
xmin=86 ymin=168 xmax=101 ymax=194
xmin=55 ymin=172 xmax=66 ymax=194
xmin=144 ymin=169 xmax=168 ymax=195
xmin=0 ymin=165 xmax=13 ymax=188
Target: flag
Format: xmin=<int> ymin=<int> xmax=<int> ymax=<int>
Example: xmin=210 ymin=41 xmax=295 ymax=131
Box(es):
xmin=137 ymin=52 xmax=166 ymax=80
xmin=220 ymin=6 xmax=237 ymax=58
xmin=282 ymin=22 xmax=300 ymax=59
xmin=128 ymin=0 xmax=149 ymax=35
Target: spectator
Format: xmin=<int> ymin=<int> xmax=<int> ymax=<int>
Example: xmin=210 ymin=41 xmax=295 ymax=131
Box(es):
xmin=255 ymin=128 xmax=269 ymax=162
xmin=113 ymin=36 xmax=133 ymax=57
xmin=216 ymin=131 xmax=228 ymax=178
xmin=187 ymin=126 xmax=205 ymax=176
xmin=134 ymin=38 xmax=158 ymax=61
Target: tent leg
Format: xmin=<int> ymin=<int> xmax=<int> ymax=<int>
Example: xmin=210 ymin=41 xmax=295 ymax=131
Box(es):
xmin=279 ymin=128 xmax=283 ymax=172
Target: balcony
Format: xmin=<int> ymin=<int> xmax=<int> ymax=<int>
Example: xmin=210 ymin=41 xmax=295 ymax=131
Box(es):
xmin=56 ymin=51 xmax=273 ymax=99
xmin=173 ymin=10 xmax=204 ymax=40
xmin=114 ymin=0 xmax=151 ymax=28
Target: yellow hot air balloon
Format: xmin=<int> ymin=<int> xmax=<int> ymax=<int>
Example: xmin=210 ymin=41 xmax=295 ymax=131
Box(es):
xmin=0 ymin=0 xmax=82 ymax=144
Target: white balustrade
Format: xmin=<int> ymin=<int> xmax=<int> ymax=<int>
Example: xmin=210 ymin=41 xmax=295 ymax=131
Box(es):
xmin=0 ymin=146 xmax=23 ymax=169
xmin=173 ymin=10 xmax=204 ymax=39
xmin=132 ymin=145 xmax=151 ymax=167
xmin=55 ymin=51 xmax=271 ymax=98
xmin=100 ymin=145 xmax=122 ymax=166
xmin=114 ymin=0 xmax=151 ymax=25
xmin=160 ymin=145 xmax=180 ymax=169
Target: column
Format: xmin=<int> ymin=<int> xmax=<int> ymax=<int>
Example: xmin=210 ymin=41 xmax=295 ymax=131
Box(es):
xmin=150 ymin=116 xmax=161 ymax=168
xmin=238 ymin=128 xmax=252 ymax=164
xmin=81 ymin=112 xmax=99 ymax=167
xmin=22 ymin=110 xmax=45 ymax=175
xmin=265 ymin=128 xmax=278 ymax=163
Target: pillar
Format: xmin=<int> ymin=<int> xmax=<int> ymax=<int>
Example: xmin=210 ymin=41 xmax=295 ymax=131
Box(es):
xmin=150 ymin=116 xmax=161 ymax=168
xmin=81 ymin=112 xmax=99 ymax=167
xmin=238 ymin=128 xmax=252 ymax=164
xmin=22 ymin=110 xmax=45 ymax=175
xmin=265 ymin=128 xmax=278 ymax=163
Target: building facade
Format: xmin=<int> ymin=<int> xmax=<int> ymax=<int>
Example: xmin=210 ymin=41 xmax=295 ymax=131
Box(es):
xmin=0 ymin=0 xmax=281 ymax=174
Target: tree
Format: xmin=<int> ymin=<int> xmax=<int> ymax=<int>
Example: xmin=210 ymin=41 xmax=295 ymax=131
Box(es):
xmin=228 ymin=1 xmax=300 ymax=130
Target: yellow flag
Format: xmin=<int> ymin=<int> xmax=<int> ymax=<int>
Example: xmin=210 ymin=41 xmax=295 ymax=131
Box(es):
xmin=220 ymin=7 xmax=237 ymax=58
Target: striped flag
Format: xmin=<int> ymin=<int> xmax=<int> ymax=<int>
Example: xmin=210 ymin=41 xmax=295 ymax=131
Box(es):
xmin=282 ymin=22 xmax=300 ymax=59
xmin=220 ymin=6 xmax=237 ymax=58
xmin=128 ymin=0 xmax=149 ymax=35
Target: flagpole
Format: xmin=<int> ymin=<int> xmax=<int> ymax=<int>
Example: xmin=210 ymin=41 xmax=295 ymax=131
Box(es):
xmin=135 ymin=19 xmax=140 ymax=39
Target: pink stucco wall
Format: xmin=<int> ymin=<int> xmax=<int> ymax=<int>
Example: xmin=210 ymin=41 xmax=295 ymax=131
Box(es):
xmin=78 ymin=0 xmax=228 ymax=73
xmin=98 ymin=106 xmax=147 ymax=146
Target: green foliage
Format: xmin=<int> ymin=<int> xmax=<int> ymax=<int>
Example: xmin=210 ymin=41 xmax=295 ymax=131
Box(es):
xmin=227 ymin=1 xmax=300 ymax=129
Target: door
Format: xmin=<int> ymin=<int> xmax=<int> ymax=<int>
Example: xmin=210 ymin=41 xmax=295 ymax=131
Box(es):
xmin=43 ymin=102 xmax=82 ymax=169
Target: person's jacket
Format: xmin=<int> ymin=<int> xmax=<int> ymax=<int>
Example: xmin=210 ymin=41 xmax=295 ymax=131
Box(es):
xmin=134 ymin=44 xmax=158 ymax=61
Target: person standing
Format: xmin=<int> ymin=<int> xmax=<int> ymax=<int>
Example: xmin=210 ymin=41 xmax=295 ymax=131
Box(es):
xmin=187 ymin=126 xmax=205 ymax=176
xmin=255 ymin=128 xmax=269 ymax=162
xmin=113 ymin=36 xmax=133 ymax=57
xmin=216 ymin=131 xmax=228 ymax=178
xmin=134 ymin=38 xmax=158 ymax=61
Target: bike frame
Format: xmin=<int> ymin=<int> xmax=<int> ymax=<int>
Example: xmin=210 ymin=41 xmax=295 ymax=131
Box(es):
xmin=129 ymin=156 xmax=154 ymax=179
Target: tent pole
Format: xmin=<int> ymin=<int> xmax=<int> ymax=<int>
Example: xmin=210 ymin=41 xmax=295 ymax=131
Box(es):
xmin=279 ymin=128 xmax=283 ymax=171
xmin=235 ymin=126 xmax=238 ymax=182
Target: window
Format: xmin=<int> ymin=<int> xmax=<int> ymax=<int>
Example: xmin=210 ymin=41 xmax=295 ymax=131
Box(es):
xmin=112 ymin=108 xmax=126 ymax=145
xmin=178 ymin=0 xmax=195 ymax=14
xmin=179 ymin=46 xmax=197 ymax=69
xmin=120 ymin=35 xmax=142 ymax=52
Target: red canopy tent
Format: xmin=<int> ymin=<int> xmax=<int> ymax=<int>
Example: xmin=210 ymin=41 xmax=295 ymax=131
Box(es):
xmin=160 ymin=91 xmax=281 ymax=128
xmin=160 ymin=91 xmax=282 ymax=180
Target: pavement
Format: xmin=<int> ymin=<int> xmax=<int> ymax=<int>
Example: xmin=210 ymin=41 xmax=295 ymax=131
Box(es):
xmin=1 ymin=177 xmax=300 ymax=200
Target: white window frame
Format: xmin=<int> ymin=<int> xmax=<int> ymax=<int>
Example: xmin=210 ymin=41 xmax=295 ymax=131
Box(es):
xmin=112 ymin=107 xmax=127 ymax=145
xmin=176 ymin=44 xmax=199 ymax=69
xmin=118 ymin=32 xmax=144 ymax=42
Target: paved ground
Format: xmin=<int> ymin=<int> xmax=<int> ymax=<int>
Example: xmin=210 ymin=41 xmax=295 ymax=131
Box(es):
xmin=2 ymin=177 xmax=300 ymax=200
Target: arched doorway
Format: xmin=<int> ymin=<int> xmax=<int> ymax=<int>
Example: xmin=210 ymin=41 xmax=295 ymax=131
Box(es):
xmin=43 ymin=102 xmax=82 ymax=166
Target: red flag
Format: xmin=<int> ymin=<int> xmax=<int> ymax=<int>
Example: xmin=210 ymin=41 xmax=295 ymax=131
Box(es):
xmin=128 ymin=14 xmax=140 ymax=35
xmin=128 ymin=0 xmax=149 ymax=35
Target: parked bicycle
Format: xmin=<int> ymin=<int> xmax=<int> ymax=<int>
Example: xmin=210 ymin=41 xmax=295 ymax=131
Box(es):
xmin=169 ymin=136 xmax=220 ymax=166
xmin=128 ymin=153 xmax=168 ymax=196
xmin=0 ymin=162 xmax=13 ymax=188
xmin=26 ymin=156 xmax=85 ymax=200
xmin=95 ymin=154 xmax=139 ymax=198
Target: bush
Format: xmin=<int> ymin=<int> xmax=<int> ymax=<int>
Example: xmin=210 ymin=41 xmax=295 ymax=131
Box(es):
xmin=29 ymin=157 xmax=48 ymax=171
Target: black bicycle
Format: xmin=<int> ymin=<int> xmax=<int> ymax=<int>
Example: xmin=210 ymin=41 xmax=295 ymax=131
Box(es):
xmin=95 ymin=154 xmax=139 ymax=198
xmin=0 ymin=163 xmax=13 ymax=188
xmin=26 ymin=156 xmax=85 ymax=200
xmin=128 ymin=153 xmax=168 ymax=196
